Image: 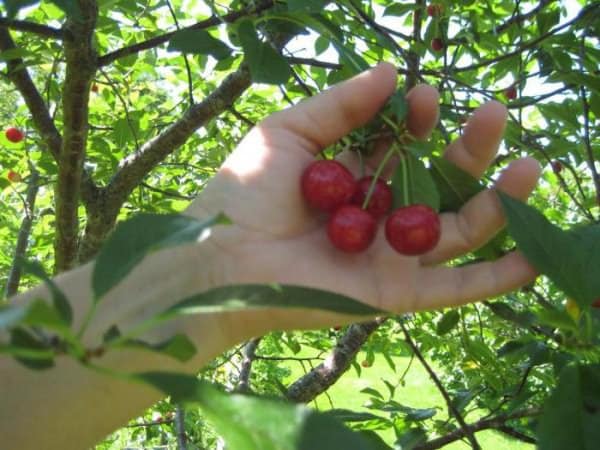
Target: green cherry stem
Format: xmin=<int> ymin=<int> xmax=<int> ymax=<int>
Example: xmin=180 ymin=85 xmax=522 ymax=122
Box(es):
xmin=361 ymin=143 xmax=397 ymax=210
xmin=399 ymin=146 xmax=411 ymax=207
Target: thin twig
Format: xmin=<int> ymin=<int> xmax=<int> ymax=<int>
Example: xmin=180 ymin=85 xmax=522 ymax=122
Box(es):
xmin=399 ymin=319 xmax=481 ymax=449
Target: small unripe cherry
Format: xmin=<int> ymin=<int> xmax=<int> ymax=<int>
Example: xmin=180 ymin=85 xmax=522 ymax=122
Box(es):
xmin=301 ymin=160 xmax=356 ymax=212
xmin=5 ymin=127 xmax=24 ymax=143
xmin=7 ymin=170 xmax=22 ymax=183
xmin=351 ymin=176 xmax=393 ymax=220
xmin=431 ymin=38 xmax=444 ymax=52
xmin=385 ymin=204 xmax=441 ymax=255
xmin=504 ymin=86 xmax=517 ymax=100
xmin=327 ymin=205 xmax=377 ymax=253
xmin=361 ymin=360 xmax=372 ymax=368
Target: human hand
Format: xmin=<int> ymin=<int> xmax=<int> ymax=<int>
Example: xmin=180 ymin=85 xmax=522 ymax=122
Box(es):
xmin=187 ymin=63 xmax=540 ymax=332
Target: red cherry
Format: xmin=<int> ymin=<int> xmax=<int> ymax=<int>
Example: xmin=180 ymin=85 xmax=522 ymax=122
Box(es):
xmin=427 ymin=4 xmax=442 ymax=17
xmin=91 ymin=84 xmax=99 ymax=93
xmin=351 ymin=176 xmax=393 ymax=220
xmin=504 ymin=86 xmax=517 ymax=100
xmin=592 ymin=298 xmax=600 ymax=308
xmin=385 ymin=204 xmax=441 ymax=255
xmin=5 ymin=127 xmax=24 ymax=143
xmin=301 ymin=160 xmax=356 ymax=212
xmin=7 ymin=170 xmax=22 ymax=183
xmin=333 ymin=325 xmax=342 ymax=331
xmin=551 ymin=160 xmax=563 ymax=174
xmin=327 ymin=205 xmax=376 ymax=253
xmin=431 ymin=38 xmax=444 ymax=52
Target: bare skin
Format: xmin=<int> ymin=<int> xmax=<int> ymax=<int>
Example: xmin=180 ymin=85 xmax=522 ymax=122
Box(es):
xmin=0 ymin=63 xmax=540 ymax=449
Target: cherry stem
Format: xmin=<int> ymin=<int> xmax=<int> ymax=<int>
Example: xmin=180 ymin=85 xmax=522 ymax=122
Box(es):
xmin=399 ymin=147 xmax=410 ymax=207
xmin=361 ymin=144 xmax=396 ymax=210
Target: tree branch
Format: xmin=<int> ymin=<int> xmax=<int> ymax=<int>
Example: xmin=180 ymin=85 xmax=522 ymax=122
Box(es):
xmin=455 ymin=5 xmax=599 ymax=73
xmin=0 ymin=17 xmax=64 ymax=39
xmin=399 ymin=320 xmax=481 ymax=450
xmin=78 ymin=65 xmax=253 ymax=262
xmin=54 ymin=1 xmax=99 ymax=272
xmin=5 ymin=169 xmax=39 ymax=298
xmin=97 ymin=0 xmax=275 ymax=67
xmin=285 ymin=319 xmax=385 ymax=403
xmin=414 ymin=408 xmax=539 ymax=450
xmin=236 ymin=337 xmax=262 ymax=394
xmin=0 ymin=28 xmax=62 ymax=161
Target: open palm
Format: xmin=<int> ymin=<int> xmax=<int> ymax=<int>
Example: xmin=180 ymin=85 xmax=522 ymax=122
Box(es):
xmin=188 ymin=63 xmax=540 ymax=325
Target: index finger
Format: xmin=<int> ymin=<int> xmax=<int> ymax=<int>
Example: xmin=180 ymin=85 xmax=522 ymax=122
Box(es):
xmin=260 ymin=63 xmax=398 ymax=154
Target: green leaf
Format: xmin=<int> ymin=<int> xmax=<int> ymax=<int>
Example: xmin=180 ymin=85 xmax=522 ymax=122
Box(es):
xmin=118 ymin=334 xmax=197 ymax=362
xmin=391 ymin=152 xmax=440 ymax=210
xmin=288 ymin=0 xmax=327 ymax=13
xmin=537 ymin=364 xmax=600 ymax=450
xmin=162 ymin=284 xmax=383 ymax=321
xmin=2 ymin=0 xmax=39 ymax=17
xmin=21 ymin=299 xmax=70 ymax=334
xmin=499 ymin=193 xmax=599 ymax=306
xmin=435 ymin=309 xmax=460 ymax=335
xmin=92 ymin=213 xmax=228 ymax=302
xmin=137 ymin=374 xmax=376 ymax=450
xmin=168 ymin=29 xmax=232 ymax=60
xmin=536 ymin=308 xmax=578 ymax=332
xmin=49 ymin=0 xmax=82 ymax=18
xmin=384 ymin=91 xmax=408 ymax=122
xmin=237 ymin=20 xmax=291 ymax=85
xmin=9 ymin=327 xmax=54 ymax=370
xmin=429 ymin=156 xmax=484 ymax=212
xmin=325 ymin=409 xmax=386 ymax=423
xmin=19 ymin=259 xmax=72 ymax=326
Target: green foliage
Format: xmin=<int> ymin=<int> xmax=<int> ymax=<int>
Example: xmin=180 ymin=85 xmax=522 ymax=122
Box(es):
xmin=92 ymin=213 xmax=229 ymax=301
xmin=1 ymin=0 xmax=599 ymax=449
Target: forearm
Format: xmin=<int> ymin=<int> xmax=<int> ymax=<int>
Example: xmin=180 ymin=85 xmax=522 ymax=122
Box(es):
xmin=0 ymin=242 xmax=241 ymax=450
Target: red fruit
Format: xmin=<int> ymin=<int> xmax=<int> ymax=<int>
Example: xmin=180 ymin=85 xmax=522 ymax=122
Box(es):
xmin=431 ymin=38 xmax=444 ymax=52
xmin=5 ymin=127 xmax=24 ymax=143
xmin=592 ymin=298 xmax=600 ymax=308
xmin=361 ymin=360 xmax=372 ymax=368
xmin=385 ymin=204 xmax=441 ymax=255
xmin=91 ymin=84 xmax=99 ymax=93
xmin=551 ymin=160 xmax=563 ymax=174
xmin=333 ymin=325 xmax=342 ymax=331
xmin=427 ymin=3 xmax=443 ymax=17
xmin=327 ymin=205 xmax=377 ymax=253
xmin=301 ymin=160 xmax=356 ymax=212
xmin=504 ymin=86 xmax=517 ymax=100
xmin=7 ymin=170 xmax=22 ymax=183
xmin=351 ymin=176 xmax=393 ymax=220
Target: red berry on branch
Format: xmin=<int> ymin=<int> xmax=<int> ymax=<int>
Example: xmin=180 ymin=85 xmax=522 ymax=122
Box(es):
xmin=351 ymin=176 xmax=393 ymax=220
xmin=7 ymin=170 xmax=22 ymax=183
xmin=301 ymin=160 xmax=356 ymax=212
xmin=327 ymin=205 xmax=377 ymax=253
xmin=5 ymin=127 xmax=24 ymax=143
xmin=385 ymin=204 xmax=441 ymax=255
xmin=91 ymin=84 xmax=99 ymax=93
xmin=592 ymin=298 xmax=600 ymax=309
xmin=504 ymin=86 xmax=517 ymax=100
xmin=431 ymin=38 xmax=444 ymax=52
xmin=551 ymin=160 xmax=563 ymax=174
xmin=427 ymin=3 xmax=443 ymax=17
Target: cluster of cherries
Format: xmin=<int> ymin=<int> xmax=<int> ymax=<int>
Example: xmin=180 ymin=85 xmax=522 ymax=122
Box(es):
xmin=301 ymin=160 xmax=441 ymax=255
